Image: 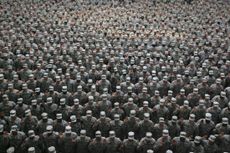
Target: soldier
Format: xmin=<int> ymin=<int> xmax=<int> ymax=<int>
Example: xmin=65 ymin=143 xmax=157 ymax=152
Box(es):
xmin=110 ymin=102 xmax=125 ymax=120
xmin=41 ymin=126 xmax=59 ymax=153
xmin=221 ymin=102 xmax=230 ymax=121
xmin=105 ymin=131 xmax=122 ymax=153
xmin=0 ymin=94 xmax=16 ymax=116
xmin=207 ymin=101 xmax=221 ymax=124
xmin=30 ymin=100 xmax=42 ymax=119
xmin=153 ymin=117 xmax=168 ymax=140
xmin=190 ymin=136 xmax=204 ymax=153
xmin=138 ymin=101 xmax=153 ymax=120
xmin=83 ymin=96 xmax=99 ymax=118
xmin=111 ymin=86 xmax=124 ymax=104
xmin=21 ymin=109 xmax=38 ymax=134
xmin=8 ymin=125 xmax=26 ymax=153
xmin=14 ymin=98 xmax=28 ymax=118
xmin=0 ymin=124 xmax=10 ymax=153
xmin=123 ymin=110 xmax=140 ymax=139
xmin=43 ymin=97 xmax=58 ymax=120
xmin=21 ymin=130 xmax=43 ymax=153
xmin=57 ymin=98 xmax=71 ymax=121
xmin=187 ymin=88 xmax=201 ymax=108
xmin=7 ymin=110 xmax=22 ymax=132
xmin=174 ymin=100 xmax=191 ymax=120
xmin=152 ymin=99 xmax=169 ymax=122
xmin=197 ymin=113 xmax=215 ymax=138
xmin=81 ymin=110 xmax=97 ymax=138
xmin=97 ymin=94 xmax=112 ymax=115
xmin=122 ymin=98 xmax=138 ymax=117
xmin=73 ymin=85 xmax=88 ymax=105
xmin=88 ymin=131 xmax=107 ymax=153
xmin=181 ymin=114 xmax=198 ymax=140
xmin=167 ymin=116 xmax=180 ymax=138
xmin=19 ymin=84 xmax=33 ymax=105
xmin=53 ymin=113 xmax=68 ymax=133
xmin=138 ymin=113 xmax=154 ymax=139
xmin=70 ymin=99 xmax=83 ymax=119
xmin=203 ymin=135 xmax=219 ymax=153
xmin=154 ymin=129 xmax=171 ymax=153
xmin=58 ymin=126 xmax=77 ymax=153
xmin=37 ymin=113 xmax=53 ymax=135
xmin=214 ymin=117 xmax=230 ymax=134
xmin=110 ymin=114 xmax=124 ymax=140
xmin=75 ymin=129 xmax=91 ymax=153
xmin=122 ymin=132 xmax=139 ymax=153
xmin=58 ymin=86 xmax=73 ymax=106
xmin=93 ymin=111 xmax=111 ymax=137
xmin=5 ymin=83 xmax=19 ymax=102
xmin=138 ymin=132 xmax=156 ymax=153
xmin=191 ymin=100 xmax=207 ymax=121
xmin=176 ymin=89 xmax=187 ymax=106
xmin=171 ymin=131 xmax=192 ymax=153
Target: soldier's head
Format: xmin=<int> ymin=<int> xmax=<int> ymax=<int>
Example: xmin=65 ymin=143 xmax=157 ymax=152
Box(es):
xmin=116 ymin=86 xmax=121 ymax=92
xmin=128 ymin=131 xmax=135 ymax=140
xmin=2 ymin=94 xmax=9 ymax=102
xmin=222 ymin=117 xmax=229 ymax=126
xmin=162 ymin=129 xmax=169 ymax=137
xmin=101 ymin=75 xmax=106 ymax=81
xmin=13 ymin=74 xmax=19 ymax=81
xmin=28 ymin=130 xmax=35 ymax=139
xmin=11 ymin=125 xmax=18 ymax=135
xmin=208 ymin=135 xmax=216 ymax=144
xmin=205 ymin=113 xmax=212 ymax=123
xmin=56 ymin=113 xmax=62 ymax=121
xmin=49 ymin=86 xmax=54 ymax=92
xmin=183 ymin=100 xmax=189 ymax=107
xmin=80 ymin=129 xmax=86 ymax=138
xmin=91 ymin=85 xmax=96 ymax=92
xmin=109 ymin=131 xmax=116 ymax=140
xmin=143 ymin=101 xmax=149 ymax=108
xmin=65 ymin=126 xmax=72 ymax=135
xmin=166 ymin=150 xmax=173 ymax=153
xmin=100 ymin=111 xmax=106 ymax=119
xmin=189 ymin=114 xmax=195 ymax=122
xmin=86 ymin=110 xmax=92 ymax=118
xmin=130 ymin=110 xmax=136 ymax=118
xmin=77 ymin=85 xmax=83 ymax=92
xmin=126 ymin=77 xmax=131 ymax=83
xmin=146 ymin=132 xmax=152 ymax=140
xmin=155 ymin=90 xmax=160 ymax=96
xmin=114 ymin=114 xmax=120 ymax=121
xmin=8 ymin=83 xmax=13 ymax=90
xmin=47 ymin=97 xmax=53 ymax=104
xmin=221 ymin=91 xmax=226 ymax=98
xmin=198 ymin=100 xmax=205 ymax=107
xmin=128 ymin=98 xmax=134 ymax=104
xmin=193 ymin=88 xmax=198 ymax=94
xmin=171 ymin=116 xmax=178 ymax=124
xmin=159 ymin=117 xmax=165 ymax=125
xmin=42 ymin=113 xmax=48 ymax=121
xmin=159 ymin=99 xmax=165 ymax=107
xmin=194 ymin=136 xmax=201 ymax=145
xmin=144 ymin=113 xmax=150 ymax=121
xmin=60 ymin=98 xmax=66 ymax=106
xmin=168 ymin=90 xmax=173 ymax=97
xmin=74 ymin=99 xmax=79 ymax=106
xmin=180 ymin=89 xmax=185 ymax=95
xmin=31 ymin=99 xmax=37 ymax=107
xmin=101 ymin=94 xmax=107 ymax=101
xmin=95 ymin=131 xmax=102 ymax=140
xmin=205 ymin=94 xmax=210 ymax=100
xmin=48 ymin=146 xmax=56 ymax=153
xmin=25 ymin=109 xmax=32 ymax=118
xmin=28 ymin=147 xmax=35 ymax=153
xmin=127 ymin=86 xmax=132 ymax=93
xmin=46 ymin=125 xmax=53 ymax=134
xmin=62 ymin=86 xmax=67 ymax=93
xmin=179 ymin=131 xmax=187 ymax=142
xmin=17 ymin=98 xmax=23 ymax=106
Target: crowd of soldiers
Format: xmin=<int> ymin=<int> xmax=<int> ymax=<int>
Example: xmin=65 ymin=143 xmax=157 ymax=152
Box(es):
xmin=0 ymin=0 xmax=230 ymax=153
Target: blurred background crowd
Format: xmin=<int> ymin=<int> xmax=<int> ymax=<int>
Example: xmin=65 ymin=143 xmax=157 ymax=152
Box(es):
xmin=0 ymin=0 xmax=230 ymax=153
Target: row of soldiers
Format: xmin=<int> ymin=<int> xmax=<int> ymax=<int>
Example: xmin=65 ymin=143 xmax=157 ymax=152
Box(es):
xmin=1 ymin=123 xmax=230 ymax=153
